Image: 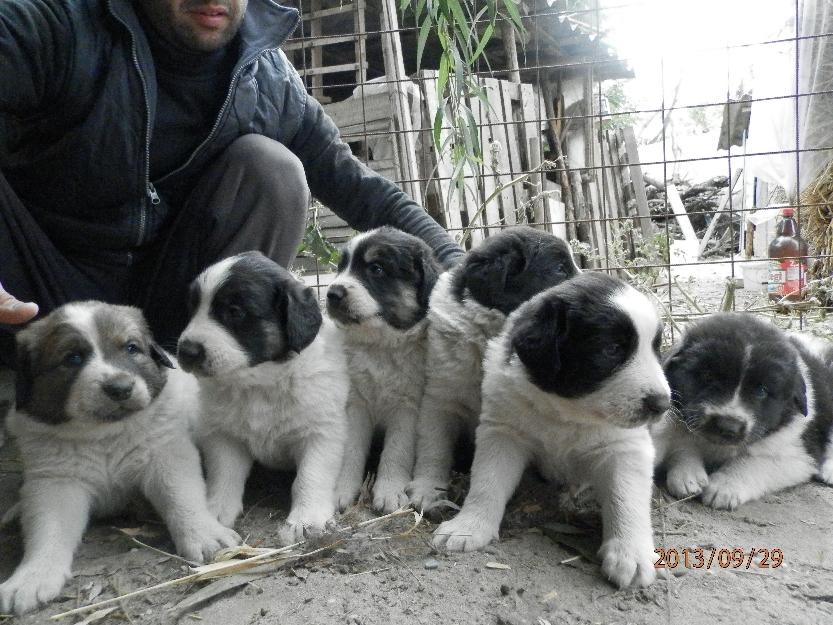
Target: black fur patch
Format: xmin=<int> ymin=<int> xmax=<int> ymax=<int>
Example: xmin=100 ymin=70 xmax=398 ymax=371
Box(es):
xmin=451 ymin=226 xmax=578 ymax=315
xmin=511 ymin=272 xmax=638 ymax=397
xmin=332 ymin=227 xmax=441 ymax=329
xmin=210 ymin=252 xmax=322 ymax=363
xmin=15 ymin=311 xmax=84 ymax=424
xmin=664 ymin=314 xmax=808 ymax=445
xmin=789 ymin=337 xmax=833 ymax=464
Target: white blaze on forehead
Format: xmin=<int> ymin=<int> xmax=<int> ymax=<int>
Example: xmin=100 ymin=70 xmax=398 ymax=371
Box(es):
xmin=61 ymin=303 xmax=101 ymax=356
xmin=610 ymin=285 xmax=660 ymax=343
xmin=196 ymin=256 xmax=237 ymax=309
xmin=608 ymin=284 xmax=670 ymax=400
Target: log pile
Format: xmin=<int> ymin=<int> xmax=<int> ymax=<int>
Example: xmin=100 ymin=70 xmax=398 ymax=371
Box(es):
xmin=645 ymin=175 xmax=741 ymax=256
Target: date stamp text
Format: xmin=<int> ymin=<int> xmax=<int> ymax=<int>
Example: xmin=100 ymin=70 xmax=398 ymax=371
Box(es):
xmin=654 ymin=547 xmax=783 ymax=570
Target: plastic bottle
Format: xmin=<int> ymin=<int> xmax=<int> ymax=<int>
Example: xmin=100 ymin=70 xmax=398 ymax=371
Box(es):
xmin=767 ymin=206 xmax=808 ymax=301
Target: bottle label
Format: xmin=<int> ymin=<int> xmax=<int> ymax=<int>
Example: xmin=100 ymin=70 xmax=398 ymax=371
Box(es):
xmin=768 ymin=258 xmax=805 ymax=299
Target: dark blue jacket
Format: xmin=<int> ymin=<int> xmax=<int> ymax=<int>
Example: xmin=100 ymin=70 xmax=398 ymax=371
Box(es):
xmin=0 ymin=0 xmax=462 ymax=267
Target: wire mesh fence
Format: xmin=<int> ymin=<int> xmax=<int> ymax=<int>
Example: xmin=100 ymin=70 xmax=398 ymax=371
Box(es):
xmin=284 ymin=0 xmax=833 ymax=342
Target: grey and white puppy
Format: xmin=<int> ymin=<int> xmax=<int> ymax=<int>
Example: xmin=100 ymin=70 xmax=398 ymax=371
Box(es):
xmin=408 ymin=227 xmax=580 ymax=511
xmin=0 ymin=302 xmax=239 ymax=615
xmin=653 ymin=313 xmax=833 ymax=509
xmin=434 ymin=273 xmax=670 ymax=589
xmin=326 ymin=227 xmax=441 ymax=512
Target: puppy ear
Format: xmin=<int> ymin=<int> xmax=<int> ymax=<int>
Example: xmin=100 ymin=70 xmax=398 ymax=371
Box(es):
xmin=281 ymin=282 xmax=323 ymax=354
xmin=510 ymin=295 xmax=566 ymax=390
xmin=13 ymin=338 xmax=34 ymax=409
xmin=793 ymin=373 xmax=808 ymax=416
xmin=464 ymin=239 xmax=526 ymax=310
xmin=150 ymin=343 xmax=176 ymax=369
xmin=415 ymin=248 xmax=441 ymax=310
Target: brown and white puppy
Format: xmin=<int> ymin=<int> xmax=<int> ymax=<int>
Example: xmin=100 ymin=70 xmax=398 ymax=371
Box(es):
xmin=0 ymin=302 xmax=239 ymax=615
xmin=326 ymin=227 xmax=441 ymax=512
xmin=653 ymin=313 xmax=833 ymax=509
xmin=178 ymin=252 xmax=349 ymax=544
xmin=434 ymin=273 xmax=670 ymax=589
xmin=408 ymin=227 xmax=580 ymax=512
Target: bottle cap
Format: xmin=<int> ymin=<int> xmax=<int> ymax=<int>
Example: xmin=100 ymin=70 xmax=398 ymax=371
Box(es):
xmin=782 ymin=207 xmax=794 ymax=217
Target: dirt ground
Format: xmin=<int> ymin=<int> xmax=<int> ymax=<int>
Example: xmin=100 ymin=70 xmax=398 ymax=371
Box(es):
xmin=2 ymin=258 xmax=833 ymax=625
xmin=1 ymin=445 xmax=832 ymax=625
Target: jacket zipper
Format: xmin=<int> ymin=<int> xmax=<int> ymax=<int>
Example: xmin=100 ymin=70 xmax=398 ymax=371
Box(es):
xmin=155 ymin=51 xmax=271 ymax=186
xmin=108 ymin=0 xmax=158 ymax=251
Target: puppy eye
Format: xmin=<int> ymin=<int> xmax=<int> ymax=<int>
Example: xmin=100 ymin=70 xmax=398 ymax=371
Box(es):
xmin=63 ymin=351 xmax=84 ymax=367
xmin=755 ymin=385 xmax=768 ymax=399
xmin=226 ymin=304 xmax=246 ymax=321
xmin=602 ymin=343 xmax=624 ymax=359
xmin=125 ymin=342 xmax=142 ymax=355
xmin=368 ymin=263 xmax=385 ymax=277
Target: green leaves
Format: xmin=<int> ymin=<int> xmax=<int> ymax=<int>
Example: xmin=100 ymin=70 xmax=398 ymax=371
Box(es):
xmin=402 ymin=0 xmax=525 ymax=221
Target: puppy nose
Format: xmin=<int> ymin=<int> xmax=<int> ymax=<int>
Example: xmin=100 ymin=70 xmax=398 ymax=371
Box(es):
xmin=178 ymin=339 xmax=205 ymax=368
xmin=642 ymin=392 xmax=671 ymax=416
xmin=711 ymin=416 xmax=748 ymax=441
xmin=327 ymin=284 xmax=347 ymax=306
xmin=102 ymin=376 xmax=134 ymax=401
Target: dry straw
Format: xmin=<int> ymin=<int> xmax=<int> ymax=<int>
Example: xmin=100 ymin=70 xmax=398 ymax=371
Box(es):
xmin=50 ymin=507 xmax=422 ymax=621
xmin=800 ymin=158 xmax=833 ymax=281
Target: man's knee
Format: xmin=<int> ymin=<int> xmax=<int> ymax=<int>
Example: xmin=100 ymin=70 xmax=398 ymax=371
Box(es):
xmin=225 ymin=135 xmax=308 ymax=203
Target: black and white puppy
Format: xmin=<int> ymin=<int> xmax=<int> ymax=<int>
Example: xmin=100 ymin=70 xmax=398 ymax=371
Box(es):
xmin=327 ymin=227 xmax=441 ymax=512
xmin=653 ymin=313 xmax=833 ymax=509
xmin=408 ymin=226 xmax=580 ymax=511
xmin=0 ymin=302 xmax=239 ymax=615
xmin=178 ymin=252 xmax=349 ymax=544
xmin=433 ymin=273 xmax=670 ymax=589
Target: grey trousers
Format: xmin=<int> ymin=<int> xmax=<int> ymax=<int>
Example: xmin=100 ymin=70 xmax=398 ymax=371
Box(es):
xmin=0 ymin=135 xmax=309 ymax=361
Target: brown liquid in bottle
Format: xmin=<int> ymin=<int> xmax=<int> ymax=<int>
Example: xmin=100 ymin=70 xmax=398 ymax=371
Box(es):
xmin=767 ymin=207 xmax=808 ymax=301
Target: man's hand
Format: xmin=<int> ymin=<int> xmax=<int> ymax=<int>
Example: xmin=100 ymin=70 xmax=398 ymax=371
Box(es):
xmin=0 ymin=284 xmax=38 ymax=325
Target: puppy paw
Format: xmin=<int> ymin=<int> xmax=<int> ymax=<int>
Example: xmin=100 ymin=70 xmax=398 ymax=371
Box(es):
xmin=174 ymin=518 xmax=241 ymax=563
xmin=433 ymin=513 xmax=498 ymax=552
xmin=818 ymin=457 xmax=833 ymax=486
xmin=0 ymin=564 xmax=70 ymax=615
xmin=406 ymin=478 xmax=446 ymax=512
xmin=701 ymin=473 xmax=749 ymax=510
xmin=666 ymin=463 xmax=709 ymax=499
xmin=598 ymin=538 xmax=657 ymax=589
xmin=207 ymin=495 xmax=243 ymax=528
xmin=279 ymin=506 xmax=334 ymax=545
xmin=372 ymin=480 xmax=409 ymax=513
xmin=334 ymin=483 xmax=361 ymax=512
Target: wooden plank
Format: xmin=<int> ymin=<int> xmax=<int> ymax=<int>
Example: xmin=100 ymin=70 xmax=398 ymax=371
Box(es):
xmin=483 ymin=77 xmax=516 ymax=227
xmin=297 ymin=62 xmax=367 ymax=77
xmin=590 ymin=128 xmax=610 ymax=269
xmin=697 ymin=167 xmax=744 ymax=258
xmin=606 ymin=130 xmax=634 ymax=260
xmin=284 ymin=34 xmax=357 ymax=50
xmin=308 ymin=0 xmax=324 ymax=101
xmin=302 ymin=3 xmax=357 ymax=20
xmin=419 ymin=71 xmax=464 ymax=236
xmin=517 ymin=83 xmax=548 ymax=231
xmin=380 ymin=0 xmax=422 ymax=205
xmin=354 ymin=0 xmax=367 ymax=101
xmin=666 ymin=184 xmax=698 ymax=244
xmin=471 ymin=79 xmax=497 ymax=241
xmin=621 ymin=126 xmax=653 ymax=240
xmin=496 ymin=79 xmax=522 ymax=224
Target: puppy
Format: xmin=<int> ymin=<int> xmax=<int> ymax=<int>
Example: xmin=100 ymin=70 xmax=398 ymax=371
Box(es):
xmin=433 ymin=272 xmax=670 ymax=589
xmin=653 ymin=313 xmax=833 ymax=509
xmin=326 ymin=227 xmax=441 ymax=512
xmin=0 ymin=302 xmax=239 ymax=615
xmin=178 ymin=252 xmax=349 ymax=544
xmin=408 ymin=226 xmax=579 ymax=511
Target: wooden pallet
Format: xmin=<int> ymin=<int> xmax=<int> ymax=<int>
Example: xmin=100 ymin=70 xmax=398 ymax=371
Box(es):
xmin=287 ymin=0 xmax=368 ymax=104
